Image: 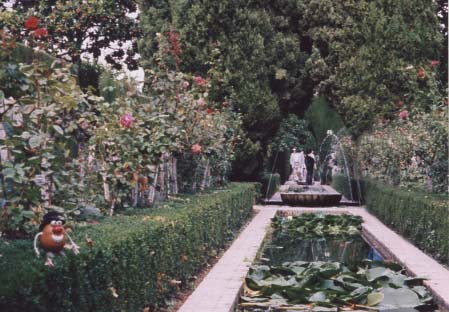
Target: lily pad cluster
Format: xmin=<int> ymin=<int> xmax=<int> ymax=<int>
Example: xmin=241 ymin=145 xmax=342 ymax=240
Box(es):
xmin=272 ymin=214 xmax=363 ymax=240
xmin=240 ymin=260 xmax=436 ymax=311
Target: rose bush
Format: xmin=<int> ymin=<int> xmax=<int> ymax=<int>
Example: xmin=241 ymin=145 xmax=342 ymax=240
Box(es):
xmin=0 ymin=31 xmax=97 ymax=235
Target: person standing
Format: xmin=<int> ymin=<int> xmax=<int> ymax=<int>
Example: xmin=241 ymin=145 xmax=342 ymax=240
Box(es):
xmin=305 ymin=149 xmax=315 ymax=185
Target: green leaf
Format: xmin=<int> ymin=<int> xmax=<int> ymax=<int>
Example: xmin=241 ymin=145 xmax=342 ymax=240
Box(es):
xmin=309 ymin=291 xmax=328 ymax=303
xmin=53 ymin=125 xmax=64 ymax=135
xmin=366 ymin=292 xmax=384 ymax=306
xmin=29 ymin=135 xmax=41 ymax=149
xmin=378 ymin=287 xmax=422 ymax=308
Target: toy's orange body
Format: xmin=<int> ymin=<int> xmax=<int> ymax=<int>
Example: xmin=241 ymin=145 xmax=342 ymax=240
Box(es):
xmin=39 ymin=224 xmax=66 ymax=253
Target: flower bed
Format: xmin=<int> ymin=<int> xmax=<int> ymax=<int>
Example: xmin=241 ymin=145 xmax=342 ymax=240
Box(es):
xmin=0 ymin=183 xmax=256 ymax=312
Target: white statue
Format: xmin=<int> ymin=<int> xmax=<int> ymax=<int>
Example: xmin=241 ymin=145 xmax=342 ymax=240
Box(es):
xmin=289 ymin=148 xmax=305 ymax=182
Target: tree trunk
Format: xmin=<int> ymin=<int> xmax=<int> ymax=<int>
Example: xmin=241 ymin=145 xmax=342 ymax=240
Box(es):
xmin=201 ymin=159 xmax=210 ymax=190
xmin=148 ymin=166 xmax=159 ymax=205
xmin=171 ymin=156 xmax=178 ymax=194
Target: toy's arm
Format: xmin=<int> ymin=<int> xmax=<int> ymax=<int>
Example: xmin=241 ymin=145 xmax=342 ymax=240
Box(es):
xmin=33 ymin=232 xmax=42 ymax=257
xmin=66 ymin=233 xmax=80 ymax=255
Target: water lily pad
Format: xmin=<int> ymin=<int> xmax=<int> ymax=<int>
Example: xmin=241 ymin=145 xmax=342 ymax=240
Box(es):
xmin=378 ymin=287 xmax=422 ymax=308
xmin=366 ymin=291 xmax=384 ymax=306
xmin=309 ymin=291 xmax=328 ymax=303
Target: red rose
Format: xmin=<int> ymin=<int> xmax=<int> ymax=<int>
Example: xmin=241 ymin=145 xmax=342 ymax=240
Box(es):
xmin=25 ymin=16 xmax=39 ymax=30
xmin=120 ymin=113 xmax=134 ymax=128
xmin=430 ymin=60 xmax=440 ymax=67
xmin=32 ymin=28 xmax=48 ymax=38
xmin=207 ymin=108 xmax=214 ymax=115
xmin=193 ymin=76 xmax=207 ymax=86
xmin=399 ymin=110 xmax=408 ymax=120
xmin=191 ymin=143 xmax=202 ymax=154
xmin=395 ymin=100 xmax=404 ymax=108
xmin=417 ymin=68 xmax=425 ymax=79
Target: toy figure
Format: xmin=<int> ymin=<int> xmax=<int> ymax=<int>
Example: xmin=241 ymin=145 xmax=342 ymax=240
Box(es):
xmin=33 ymin=211 xmax=80 ymax=266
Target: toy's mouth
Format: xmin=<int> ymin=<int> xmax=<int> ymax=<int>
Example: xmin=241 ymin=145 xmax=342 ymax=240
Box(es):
xmin=52 ymin=234 xmax=64 ymax=243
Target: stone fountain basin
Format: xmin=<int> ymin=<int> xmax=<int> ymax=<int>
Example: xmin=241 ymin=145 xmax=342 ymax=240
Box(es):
xmin=280 ymin=185 xmax=342 ymax=207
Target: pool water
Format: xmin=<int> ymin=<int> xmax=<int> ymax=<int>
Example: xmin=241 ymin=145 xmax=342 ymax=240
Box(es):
xmin=237 ymin=214 xmax=437 ymax=312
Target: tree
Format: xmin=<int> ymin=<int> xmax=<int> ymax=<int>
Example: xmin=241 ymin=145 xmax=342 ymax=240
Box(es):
xmin=302 ymin=0 xmax=443 ymax=136
xmin=138 ymin=0 xmax=314 ymax=180
xmin=3 ymin=0 xmax=140 ymax=71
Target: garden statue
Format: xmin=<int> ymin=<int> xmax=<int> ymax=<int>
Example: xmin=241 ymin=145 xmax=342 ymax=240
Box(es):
xmin=33 ymin=212 xmax=80 ymax=267
xmin=289 ymin=148 xmax=305 ymax=182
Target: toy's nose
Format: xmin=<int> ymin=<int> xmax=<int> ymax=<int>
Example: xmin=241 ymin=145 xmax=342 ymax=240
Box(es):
xmin=52 ymin=226 xmax=64 ymax=235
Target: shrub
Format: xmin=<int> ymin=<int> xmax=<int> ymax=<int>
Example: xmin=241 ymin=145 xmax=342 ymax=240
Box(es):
xmin=332 ymin=174 xmax=366 ymax=203
xmin=333 ymin=176 xmax=449 ymax=265
xmin=0 ymin=183 xmax=256 ymax=312
xmin=260 ymin=173 xmax=280 ymax=199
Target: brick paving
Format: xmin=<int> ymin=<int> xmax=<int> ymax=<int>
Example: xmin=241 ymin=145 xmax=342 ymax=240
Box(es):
xmin=178 ymin=204 xmax=449 ymax=312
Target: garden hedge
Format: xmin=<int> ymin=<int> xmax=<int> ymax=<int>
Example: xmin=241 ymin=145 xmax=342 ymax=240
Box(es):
xmin=333 ymin=175 xmax=449 ymax=265
xmin=0 ymin=183 xmax=256 ymax=312
xmin=260 ymin=173 xmax=281 ymax=200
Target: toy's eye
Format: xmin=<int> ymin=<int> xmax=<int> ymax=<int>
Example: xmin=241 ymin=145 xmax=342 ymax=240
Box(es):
xmin=50 ymin=220 xmax=57 ymax=225
xmin=56 ymin=221 xmax=63 ymax=225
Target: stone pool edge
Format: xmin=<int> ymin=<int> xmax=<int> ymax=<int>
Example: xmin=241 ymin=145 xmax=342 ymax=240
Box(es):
xmin=178 ymin=206 xmax=449 ymax=312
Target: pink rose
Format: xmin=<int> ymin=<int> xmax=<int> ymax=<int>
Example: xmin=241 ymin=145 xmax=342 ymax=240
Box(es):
xmin=197 ymin=98 xmax=206 ymax=107
xmin=399 ymin=110 xmax=408 ymax=120
xmin=191 ymin=143 xmax=202 ymax=154
xmin=193 ymin=76 xmax=207 ymax=86
xmin=430 ymin=60 xmax=440 ymax=67
xmin=417 ymin=68 xmax=425 ymax=79
xmin=120 ymin=113 xmax=134 ymax=128
xmin=182 ymin=81 xmax=190 ymax=88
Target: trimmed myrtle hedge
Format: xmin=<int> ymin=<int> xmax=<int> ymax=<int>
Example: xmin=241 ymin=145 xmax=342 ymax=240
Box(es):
xmin=261 ymin=173 xmax=281 ymax=199
xmin=333 ymin=175 xmax=449 ymax=265
xmin=0 ymin=183 xmax=256 ymax=312
xmin=332 ymin=174 xmax=366 ymax=203
xmin=364 ymin=179 xmax=449 ymax=265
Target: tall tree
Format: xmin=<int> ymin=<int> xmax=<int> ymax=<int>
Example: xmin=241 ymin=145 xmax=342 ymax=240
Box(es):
xmin=138 ymin=0 xmax=314 ymax=180
xmin=302 ymin=0 xmax=443 ymax=136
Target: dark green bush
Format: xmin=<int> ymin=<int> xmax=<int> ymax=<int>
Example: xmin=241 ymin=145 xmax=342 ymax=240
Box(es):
xmin=332 ymin=174 xmax=366 ymax=203
xmin=0 ymin=183 xmax=256 ymax=312
xmin=260 ymin=173 xmax=280 ymax=199
xmin=364 ymin=179 xmax=449 ymax=266
xmin=334 ymin=176 xmax=449 ymax=265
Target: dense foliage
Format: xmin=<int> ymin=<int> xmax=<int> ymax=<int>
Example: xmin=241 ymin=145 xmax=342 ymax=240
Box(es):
xmin=2 ymin=0 xmax=140 ymax=70
xmin=138 ymin=0 xmax=315 ymax=179
xmin=0 ymin=183 xmax=256 ymax=312
xmin=269 ymin=115 xmax=316 ymax=154
xmin=0 ymin=21 xmax=242 ymax=235
xmin=271 ymin=213 xmax=363 ymax=239
xmin=303 ymin=0 xmax=443 ymax=136
xmin=137 ymin=0 xmax=445 ymax=180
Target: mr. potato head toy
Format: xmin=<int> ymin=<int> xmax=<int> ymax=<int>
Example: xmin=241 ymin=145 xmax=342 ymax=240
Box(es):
xmin=33 ymin=211 xmax=80 ymax=267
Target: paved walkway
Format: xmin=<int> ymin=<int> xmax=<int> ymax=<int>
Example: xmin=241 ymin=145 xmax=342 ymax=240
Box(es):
xmin=177 ymin=208 xmax=277 ymax=312
xmin=178 ymin=205 xmax=449 ymax=312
